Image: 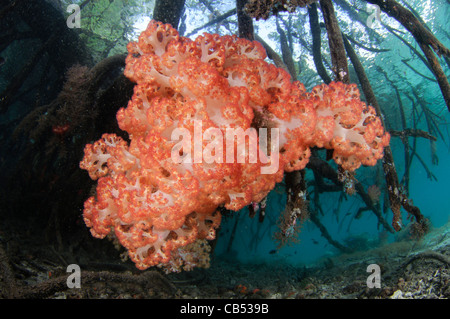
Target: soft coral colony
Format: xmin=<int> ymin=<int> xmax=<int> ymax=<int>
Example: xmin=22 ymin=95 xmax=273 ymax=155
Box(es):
xmin=79 ymin=20 xmax=390 ymax=272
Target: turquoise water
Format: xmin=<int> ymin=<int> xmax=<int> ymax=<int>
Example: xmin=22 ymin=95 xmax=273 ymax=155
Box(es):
xmin=211 ymin=1 xmax=450 ymax=266
xmin=0 ymin=0 xmax=448 ymax=277
xmin=215 ymin=131 xmax=450 ymax=265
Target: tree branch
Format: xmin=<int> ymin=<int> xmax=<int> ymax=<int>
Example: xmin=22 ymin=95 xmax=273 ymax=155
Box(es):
xmin=389 ymin=129 xmax=437 ymax=141
xmin=236 ymin=0 xmax=254 ymax=40
xmin=364 ymin=0 xmax=450 ymax=111
xmin=153 ymin=0 xmax=186 ymax=28
xmin=319 ymin=0 xmax=349 ymax=83
xmin=308 ymin=2 xmax=332 ymax=84
xmin=342 ymin=34 xmax=426 ymax=232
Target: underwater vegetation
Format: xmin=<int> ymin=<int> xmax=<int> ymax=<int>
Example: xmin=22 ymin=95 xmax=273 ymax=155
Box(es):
xmin=0 ymin=0 xmax=449 ymax=299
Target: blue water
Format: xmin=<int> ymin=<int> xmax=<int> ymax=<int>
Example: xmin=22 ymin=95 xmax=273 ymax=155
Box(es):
xmin=209 ymin=1 xmax=450 ymax=267
xmin=215 ymin=134 xmax=450 ymax=265
xmin=0 ymin=0 xmax=449 ymax=275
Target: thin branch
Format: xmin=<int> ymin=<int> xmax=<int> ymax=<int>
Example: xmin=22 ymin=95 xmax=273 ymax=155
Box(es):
xmin=418 ymin=41 xmax=450 ymax=111
xmin=185 ymin=9 xmax=236 ymax=37
xmin=276 ymin=17 xmax=297 ymax=79
xmin=309 ymin=209 xmax=352 ymax=253
xmin=364 ymin=0 xmax=450 ymax=57
xmin=401 ymin=59 xmax=437 ymax=83
xmin=342 ymin=33 xmax=426 ymax=232
xmin=333 ymin=0 xmax=382 ymax=42
xmin=255 ymin=34 xmax=289 ymax=72
xmin=364 ymin=0 xmax=450 ymax=111
xmin=306 ymin=157 xmax=394 ymax=233
xmin=319 ymin=0 xmax=349 ymax=82
xmin=402 ymin=250 xmax=450 ymax=268
xmin=389 ymin=129 xmax=437 ymax=141
xmin=345 ymin=34 xmax=390 ymax=53
xmin=236 ymin=0 xmax=254 ymax=40
xmin=308 ymin=2 xmax=332 ymax=84
xmin=407 ymin=145 xmax=438 ymax=182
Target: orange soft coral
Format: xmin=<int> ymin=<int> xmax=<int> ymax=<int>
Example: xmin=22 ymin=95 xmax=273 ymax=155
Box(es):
xmin=304 ymin=82 xmax=390 ymax=171
xmin=80 ymin=20 xmax=390 ymax=271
